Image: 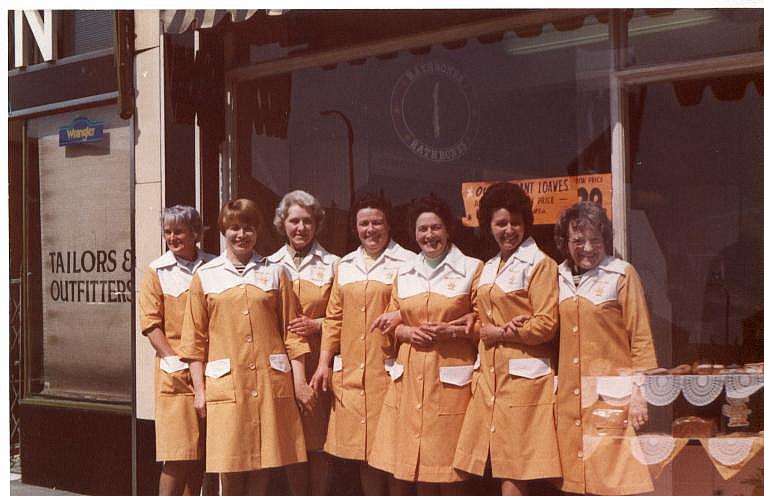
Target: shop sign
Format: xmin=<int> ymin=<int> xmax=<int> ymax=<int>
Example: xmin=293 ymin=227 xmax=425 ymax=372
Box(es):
xmin=58 ymin=117 xmax=105 ymax=146
xmin=391 ymin=62 xmax=478 ymax=162
xmin=461 ymin=173 xmax=613 ymax=226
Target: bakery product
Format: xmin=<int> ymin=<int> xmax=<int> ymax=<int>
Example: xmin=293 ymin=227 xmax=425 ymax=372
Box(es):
xmin=672 ymin=416 xmax=717 ymax=438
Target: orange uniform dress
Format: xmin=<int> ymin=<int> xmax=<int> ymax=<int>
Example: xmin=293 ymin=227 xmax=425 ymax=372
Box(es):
xmin=454 ymin=237 xmax=561 ymax=480
xmin=368 ymin=244 xmax=482 ymax=483
xmin=179 ymin=253 xmax=309 ymax=473
xmin=268 ymin=242 xmax=339 ymax=452
xmin=139 ymin=250 xmax=214 ymax=462
xmin=556 ymin=256 xmax=658 ymax=495
xmin=321 ymin=241 xmax=415 ymax=461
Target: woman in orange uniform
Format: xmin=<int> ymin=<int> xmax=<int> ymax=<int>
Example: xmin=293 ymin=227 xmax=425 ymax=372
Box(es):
xmin=453 ymin=183 xmax=561 ymax=496
xmin=554 ymin=201 xmax=657 ymax=495
xmin=369 ymin=195 xmax=481 ymax=496
xmin=139 ymin=205 xmax=214 ymax=496
xmin=180 ymin=198 xmax=312 ymax=496
xmin=269 ymin=190 xmax=339 ymax=496
xmin=310 ymin=192 xmax=415 ymax=496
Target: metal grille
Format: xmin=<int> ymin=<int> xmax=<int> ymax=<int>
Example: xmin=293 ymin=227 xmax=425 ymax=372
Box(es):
xmin=9 ymin=277 xmax=22 ymax=459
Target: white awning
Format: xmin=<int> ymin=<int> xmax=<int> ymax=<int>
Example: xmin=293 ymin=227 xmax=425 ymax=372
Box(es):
xmin=160 ymin=9 xmax=283 ymax=34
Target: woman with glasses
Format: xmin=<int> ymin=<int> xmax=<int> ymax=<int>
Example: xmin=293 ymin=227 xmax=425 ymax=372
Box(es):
xmin=554 ymin=201 xmax=657 ymax=495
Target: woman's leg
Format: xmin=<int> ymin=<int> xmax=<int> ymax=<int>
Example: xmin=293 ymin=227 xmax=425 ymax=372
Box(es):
xmin=359 ymin=462 xmax=389 ymax=496
xmin=220 ymin=472 xmax=248 ymax=496
xmin=160 ymin=460 xmax=200 ymax=496
xmin=499 ymin=479 xmax=526 ymax=496
xmin=246 ymin=469 xmax=270 ymax=496
xmin=308 ymin=451 xmax=332 ymax=496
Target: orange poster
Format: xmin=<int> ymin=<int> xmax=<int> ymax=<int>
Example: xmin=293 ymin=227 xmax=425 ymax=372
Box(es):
xmin=461 ymin=173 xmax=612 ymax=227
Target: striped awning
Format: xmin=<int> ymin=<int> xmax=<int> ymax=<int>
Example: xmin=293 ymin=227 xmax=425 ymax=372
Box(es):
xmin=160 ymin=9 xmax=284 ymax=34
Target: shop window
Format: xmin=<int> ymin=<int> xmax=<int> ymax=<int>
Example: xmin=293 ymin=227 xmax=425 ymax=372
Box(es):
xmin=24 ymin=105 xmax=132 ymax=403
xmin=233 ymin=12 xmax=614 ymax=261
xmin=629 ymin=75 xmax=764 ymax=491
xmin=626 ymin=9 xmax=764 ymax=67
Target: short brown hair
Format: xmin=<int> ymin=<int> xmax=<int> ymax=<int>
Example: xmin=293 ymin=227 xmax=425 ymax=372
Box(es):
xmin=218 ymin=198 xmax=263 ymax=234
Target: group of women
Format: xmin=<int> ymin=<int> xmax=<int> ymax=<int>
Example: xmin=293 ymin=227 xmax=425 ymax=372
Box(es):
xmin=139 ymin=183 xmax=657 ymax=496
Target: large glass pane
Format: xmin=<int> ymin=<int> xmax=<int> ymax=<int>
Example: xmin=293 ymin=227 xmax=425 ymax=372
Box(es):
xmin=626 ymin=9 xmax=763 ymax=67
xmin=235 ymin=12 xmax=613 ymax=262
xmin=629 ymin=74 xmax=764 ymax=493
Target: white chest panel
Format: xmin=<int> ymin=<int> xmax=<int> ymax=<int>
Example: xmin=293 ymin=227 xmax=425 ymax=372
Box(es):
xmin=156 ymin=265 xmax=194 ymax=297
xmin=337 ymin=259 xmax=405 ymax=287
xmin=397 ymin=263 xmax=477 ymax=299
xmin=198 ymin=263 xmax=280 ymax=295
xmin=559 ymin=269 xmax=621 ymax=306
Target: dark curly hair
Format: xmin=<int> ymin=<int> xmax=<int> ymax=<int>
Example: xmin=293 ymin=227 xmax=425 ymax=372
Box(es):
xmin=351 ymin=191 xmax=392 ymax=228
xmin=477 ymin=182 xmax=534 ymax=238
xmin=553 ymin=201 xmax=614 ymax=260
xmin=407 ymin=195 xmax=454 ymax=237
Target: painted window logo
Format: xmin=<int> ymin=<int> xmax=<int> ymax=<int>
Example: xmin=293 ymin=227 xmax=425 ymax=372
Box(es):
xmin=391 ymin=62 xmax=479 ymax=162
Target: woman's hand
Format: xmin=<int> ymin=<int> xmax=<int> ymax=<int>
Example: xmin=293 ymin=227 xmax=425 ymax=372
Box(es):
xmin=310 ymin=362 xmax=332 ymax=393
xmin=370 ymin=310 xmax=402 ymax=335
xmin=193 ymin=389 xmax=207 ymax=419
xmin=448 ymin=312 xmax=476 ymax=336
xmin=628 ymin=387 xmax=649 ymax=430
xmin=396 ymin=325 xmax=435 ymax=347
xmin=480 ymin=323 xmax=505 ymax=347
xmin=505 ymin=314 xmax=531 ymax=334
xmin=288 ymin=315 xmax=321 ymax=337
xmin=294 ymin=381 xmax=318 ymax=415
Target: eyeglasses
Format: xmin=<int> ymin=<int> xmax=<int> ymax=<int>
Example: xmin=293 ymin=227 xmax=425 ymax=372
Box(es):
xmin=568 ymin=236 xmax=604 ymax=248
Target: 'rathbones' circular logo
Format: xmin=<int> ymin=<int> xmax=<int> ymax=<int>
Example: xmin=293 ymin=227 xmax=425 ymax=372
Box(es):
xmin=391 ymin=62 xmax=478 ymax=162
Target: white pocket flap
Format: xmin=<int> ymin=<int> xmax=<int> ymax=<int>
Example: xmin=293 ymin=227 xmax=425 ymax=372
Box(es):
xmin=205 ymin=358 xmax=231 ymax=378
xmin=385 ymin=359 xmax=404 ymax=381
xmin=473 ymin=354 xmax=481 ymax=371
xmin=439 ymin=365 xmax=473 ymax=387
xmin=509 ymin=357 xmax=552 ymax=379
xmin=269 ymin=353 xmax=292 ymax=373
xmin=597 ymin=376 xmax=633 ymax=399
xmin=160 ymin=355 xmax=189 ymax=374
xmin=333 ymin=355 xmax=343 ymax=372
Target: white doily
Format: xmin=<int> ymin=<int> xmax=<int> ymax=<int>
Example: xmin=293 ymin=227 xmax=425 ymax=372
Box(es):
xmin=706 ymin=437 xmax=756 ymax=466
xmin=630 ymin=434 xmax=677 ymax=465
xmin=724 ymin=374 xmax=764 ymax=399
xmin=644 ymin=375 xmax=683 ymax=406
xmin=598 ymin=376 xmax=633 ymax=406
xmin=682 ymin=375 xmax=725 ymax=406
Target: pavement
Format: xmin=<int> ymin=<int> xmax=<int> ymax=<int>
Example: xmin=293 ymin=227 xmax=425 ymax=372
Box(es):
xmin=10 ymin=477 xmax=85 ymax=496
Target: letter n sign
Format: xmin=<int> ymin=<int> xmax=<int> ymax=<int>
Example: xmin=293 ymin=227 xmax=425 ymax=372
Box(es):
xmin=14 ymin=10 xmax=57 ymax=68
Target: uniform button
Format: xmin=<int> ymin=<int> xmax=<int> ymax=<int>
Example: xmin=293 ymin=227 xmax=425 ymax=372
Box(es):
xmin=575 ymin=419 xmax=581 ymax=426
xmin=572 ymin=326 xmax=579 ymax=334
xmin=573 ymin=296 xmax=578 ymax=302
xmin=360 ymin=390 xmax=365 ymax=397
xmin=251 ymin=390 xmax=259 ymax=398
xmin=360 ymin=306 xmax=366 ymax=312
xmin=577 ymin=450 xmax=584 ymax=458
xmin=239 ymin=284 xmax=246 ymax=288
xmin=417 ymin=375 xmax=423 ymax=381
xmin=241 ymin=310 xmax=249 ymax=316
xmin=489 ymin=367 xmax=495 ymax=373
xmin=414 ymin=433 xmax=420 ymax=439
xmin=359 ymin=363 xmax=365 ymax=370
xmin=487 ymin=310 xmax=492 ymax=317
xmin=573 ymin=357 xmax=579 ymax=365
xmin=490 ymin=395 xmax=496 ymax=404
xmin=360 ymin=418 xmax=366 ymax=424
xmin=360 ymin=335 xmax=366 ymax=341
xmin=574 ymin=388 xmax=580 ymax=396
xmin=248 ymin=362 xmax=256 ymax=370
xmin=416 ymin=403 xmax=422 ymax=410
xmin=490 ymin=425 xmax=496 ymax=433
xmin=246 ymin=336 xmax=252 ymax=343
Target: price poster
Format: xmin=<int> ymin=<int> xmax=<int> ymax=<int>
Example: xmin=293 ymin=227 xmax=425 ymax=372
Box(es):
xmin=461 ymin=173 xmax=612 ymax=227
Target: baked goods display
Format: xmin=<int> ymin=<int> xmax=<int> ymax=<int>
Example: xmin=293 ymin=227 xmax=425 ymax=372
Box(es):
xmin=671 ymin=416 xmax=718 ymax=438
